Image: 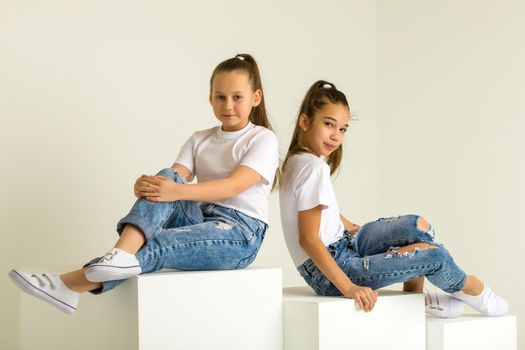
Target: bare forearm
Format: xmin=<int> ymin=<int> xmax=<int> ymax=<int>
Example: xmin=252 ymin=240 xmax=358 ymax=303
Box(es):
xmin=176 ymin=179 xmax=240 ymax=202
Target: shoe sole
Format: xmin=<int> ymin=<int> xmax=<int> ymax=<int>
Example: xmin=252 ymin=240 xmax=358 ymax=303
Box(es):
xmin=8 ymin=270 xmax=76 ymax=314
xmin=84 ymin=265 xmax=141 ymax=283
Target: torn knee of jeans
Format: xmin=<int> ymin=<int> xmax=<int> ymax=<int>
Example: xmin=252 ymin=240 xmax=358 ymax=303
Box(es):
xmin=217 ymin=222 xmax=233 ymax=230
xmin=417 ymin=216 xmax=435 ymax=239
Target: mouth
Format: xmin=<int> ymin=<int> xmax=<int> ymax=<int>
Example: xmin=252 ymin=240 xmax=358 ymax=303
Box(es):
xmin=324 ymin=142 xmax=337 ymax=151
xmin=222 ymin=114 xmax=237 ymax=118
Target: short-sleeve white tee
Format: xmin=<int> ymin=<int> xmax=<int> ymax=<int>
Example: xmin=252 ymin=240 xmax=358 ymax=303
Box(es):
xmin=175 ymin=122 xmax=279 ymax=224
xmin=279 ymin=153 xmax=345 ymax=267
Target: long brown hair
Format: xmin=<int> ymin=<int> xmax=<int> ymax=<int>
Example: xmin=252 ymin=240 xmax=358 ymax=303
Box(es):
xmin=282 ymin=80 xmax=349 ymax=177
xmin=210 ymin=54 xmax=280 ymax=189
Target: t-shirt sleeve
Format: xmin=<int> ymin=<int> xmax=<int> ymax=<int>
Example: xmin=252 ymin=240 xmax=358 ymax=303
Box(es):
xmin=240 ymin=131 xmax=279 ymax=185
xmin=294 ymin=161 xmax=332 ymax=212
xmin=174 ymin=134 xmax=195 ymax=175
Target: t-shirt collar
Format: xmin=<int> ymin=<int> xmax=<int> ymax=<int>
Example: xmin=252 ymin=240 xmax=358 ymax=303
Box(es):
xmin=216 ymin=121 xmax=254 ymax=140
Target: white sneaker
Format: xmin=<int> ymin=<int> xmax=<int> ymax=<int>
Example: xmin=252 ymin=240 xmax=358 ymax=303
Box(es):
xmin=425 ymin=289 xmax=464 ymax=318
xmin=84 ymin=248 xmax=141 ymax=282
xmin=8 ymin=269 xmax=79 ymax=314
xmin=451 ymin=284 xmax=508 ymax=317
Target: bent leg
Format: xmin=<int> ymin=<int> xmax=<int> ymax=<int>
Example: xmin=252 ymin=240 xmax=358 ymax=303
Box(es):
xmin=318 ymin=242 xmax=466 ymax=296
xmin=353 ymin=215 xmax=436 ymax=257
xmin=95 ymin=206 xmax=266 ymax=294
xmin=114 ymin=168 xmax=204 ymax=253
xmin=116 ymin=168 xmax=204 ymax=244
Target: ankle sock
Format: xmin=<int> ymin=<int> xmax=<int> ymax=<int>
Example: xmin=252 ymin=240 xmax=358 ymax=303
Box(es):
xmin=451 ymin=284 xmax=508 ymax=316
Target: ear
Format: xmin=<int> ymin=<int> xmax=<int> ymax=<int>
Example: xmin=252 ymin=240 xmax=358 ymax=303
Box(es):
xmin=252 ymin=89 xmax=262 ymax=107
xmin=299 ymin=114 xmax=309 ymax=131
xmin=209 ymin=93 xmax=213 ymax=105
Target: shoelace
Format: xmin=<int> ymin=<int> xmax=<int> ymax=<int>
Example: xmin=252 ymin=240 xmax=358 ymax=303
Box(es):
xmin=31 ymin=273 xmax=57 ymax=290
xmin=99 ymin=250 xmax=118 ymax=263
xmin=425 ymin=292 xmax=445 ymax=311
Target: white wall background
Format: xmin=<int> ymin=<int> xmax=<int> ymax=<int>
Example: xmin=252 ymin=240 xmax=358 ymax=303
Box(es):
xmin=0 ymin=1 xmax=377 ymax=348
xmin=1 ymin=1 xmax=522 ymax=349
xmin=377 ymin=1 xmax=525 ymax=347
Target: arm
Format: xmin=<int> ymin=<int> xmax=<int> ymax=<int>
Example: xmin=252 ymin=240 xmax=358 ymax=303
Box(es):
xmin=340 ymin=214 xmax=360 ymax=236
xmin=137 ymin=165 xmax=262 ymax=202
xmin=299 ymin=206 xmax=378 ymax=311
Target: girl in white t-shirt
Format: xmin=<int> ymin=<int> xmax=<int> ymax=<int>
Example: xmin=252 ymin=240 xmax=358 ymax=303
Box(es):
xmin=9 ymin=54 xmax=279 ymax=314
xmin=280 ymin=80 xmax=508 ymax=317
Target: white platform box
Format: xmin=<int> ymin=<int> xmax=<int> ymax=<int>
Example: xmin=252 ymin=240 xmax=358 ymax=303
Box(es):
xmin=426 ymin=314 xmax=517 ymax=350
xmin=20 ymin=267 xmax=283 ymax=350
xmin=283 ymin=286 xmax=425 ymax=350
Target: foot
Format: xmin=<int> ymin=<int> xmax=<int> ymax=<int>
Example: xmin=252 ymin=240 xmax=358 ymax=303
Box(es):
xmin=425 ymin=289 xmax=464 ymax=318
xmin=8 ymin=269 xmax=79 ymax=314
xmin=451 ymin=284 xmax=508 ymax=316
xmin=84 ymin=248 xmax=141 ymax=282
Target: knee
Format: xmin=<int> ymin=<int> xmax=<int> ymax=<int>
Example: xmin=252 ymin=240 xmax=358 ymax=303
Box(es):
xmin=156 ymin=167 xmax=175 ymax=177
xmin=416 ymin=216 xmax=435 ymax=239
xmin=155 ymin=168 xmax=185 ymax=184
xmin=417 ymin=216 xmax=430 ymax=231
xmin=387 ymin=242 xmax=438 ymax=257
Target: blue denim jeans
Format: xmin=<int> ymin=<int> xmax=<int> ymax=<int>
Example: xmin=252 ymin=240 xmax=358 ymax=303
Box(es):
xmin=298 ymin=215 xmax=466 ymax=296
xmin=86 ymin=168 xmax=267 ymax=294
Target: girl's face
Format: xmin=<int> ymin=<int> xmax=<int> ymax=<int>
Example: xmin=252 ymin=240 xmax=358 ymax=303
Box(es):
xmin=300 ymin=102 xmax=350 ymax=157
xmin=210 ymin=70 xmax=261 ymax=132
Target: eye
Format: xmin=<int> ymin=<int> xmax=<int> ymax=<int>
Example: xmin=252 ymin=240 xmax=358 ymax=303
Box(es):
xmin=340 ymin=127 xmax=348 ymax=133
xmin=233 ymin=95 xmax=243 ymax=101
xmin=215 ymin=95 xmax=225 ymax=101
xmin=324 ymin=121 xmax=334 ymax=128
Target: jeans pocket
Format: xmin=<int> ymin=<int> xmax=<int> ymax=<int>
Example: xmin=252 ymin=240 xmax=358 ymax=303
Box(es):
xmin=232 ymin=210 xmax=261 ymax=241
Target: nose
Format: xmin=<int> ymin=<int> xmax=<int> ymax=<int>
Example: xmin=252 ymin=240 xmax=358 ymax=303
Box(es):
xmin=330 ymin=130 xmax=341 ymax=142
xmin=225 ymin=97 xmax=234 ymax=111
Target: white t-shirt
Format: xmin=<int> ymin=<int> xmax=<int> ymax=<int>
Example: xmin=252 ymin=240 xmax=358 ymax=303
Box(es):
xmin=175 ymin=122 xmax=279 ymax=224
xmin=279 ymin=152 xmax=345 ymax=267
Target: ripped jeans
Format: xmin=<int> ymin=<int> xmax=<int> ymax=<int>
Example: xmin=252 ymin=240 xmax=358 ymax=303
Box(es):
xmin=298 ymin=215 xmax=466 ymax=296
xmin=86 ymin=168 xmax=267 ymax=294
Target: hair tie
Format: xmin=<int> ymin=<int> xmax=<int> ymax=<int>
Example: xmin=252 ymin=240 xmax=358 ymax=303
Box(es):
xmin=236 ymin=55 xmax=245 ymax=61
xmin=322 ymin=83 xmax=332 ymax=89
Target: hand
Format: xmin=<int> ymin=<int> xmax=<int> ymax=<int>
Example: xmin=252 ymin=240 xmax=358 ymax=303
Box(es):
xmin=344 ymin=285 xmax=379 ymax=312
xmin=134 ymin=175 xmax=148 ymax=198
xmin=349 ymin=223 xmax=361 ymax=236
xmin=135 ymin=175 xmax=180 ymax=202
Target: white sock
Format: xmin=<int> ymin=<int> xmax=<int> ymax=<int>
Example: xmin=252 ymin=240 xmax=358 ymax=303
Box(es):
xmin=451 ymin=284 xmax=508 ymax=317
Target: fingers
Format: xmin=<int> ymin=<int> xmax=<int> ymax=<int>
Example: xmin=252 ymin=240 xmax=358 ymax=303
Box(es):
xmin=354 ymin=288 xmax=378 ymax=312
xmin=141 ymin=176 xmax=161 ymax=186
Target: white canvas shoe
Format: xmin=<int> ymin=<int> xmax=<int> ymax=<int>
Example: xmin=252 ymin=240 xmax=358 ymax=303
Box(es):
xmin=425 ymin=288 xmax=464 ymax=318
xmin=8 ymin=269 xmax=79 ymax=314
xmin=84 ymin=248 xmax=142 ymax=282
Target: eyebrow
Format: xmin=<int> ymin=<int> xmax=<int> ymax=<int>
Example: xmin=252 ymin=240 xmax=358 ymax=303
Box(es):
xmin=323 ymin=116 xmax=349 ymax=128
xmin=214 ymin=91 xmax=245 ymax=95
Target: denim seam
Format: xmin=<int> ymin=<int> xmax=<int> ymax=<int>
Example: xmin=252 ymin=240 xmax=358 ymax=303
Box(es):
xmin=176 ymin=201 xmax=200 ymax=226
xmin=231 ymin=210 xmax=257 ymax=239
xmin=119 ymin=214 xmax=155 ymax=240
xmin=350 ymin=263 xmax=440 ymax=282
xmin=139 ymin=238 xmax=247 ymax=263
xmin=234 ymin=240 xmax=262 ymax=269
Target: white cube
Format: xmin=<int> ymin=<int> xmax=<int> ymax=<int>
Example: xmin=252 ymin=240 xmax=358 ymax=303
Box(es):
xmin=20 ymin=267 xmax=283 ymax=350
xmin=426 ymin=314 xmax=517 ymax=350
xmin=283 ymin=286 xmax=425 ymax=350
